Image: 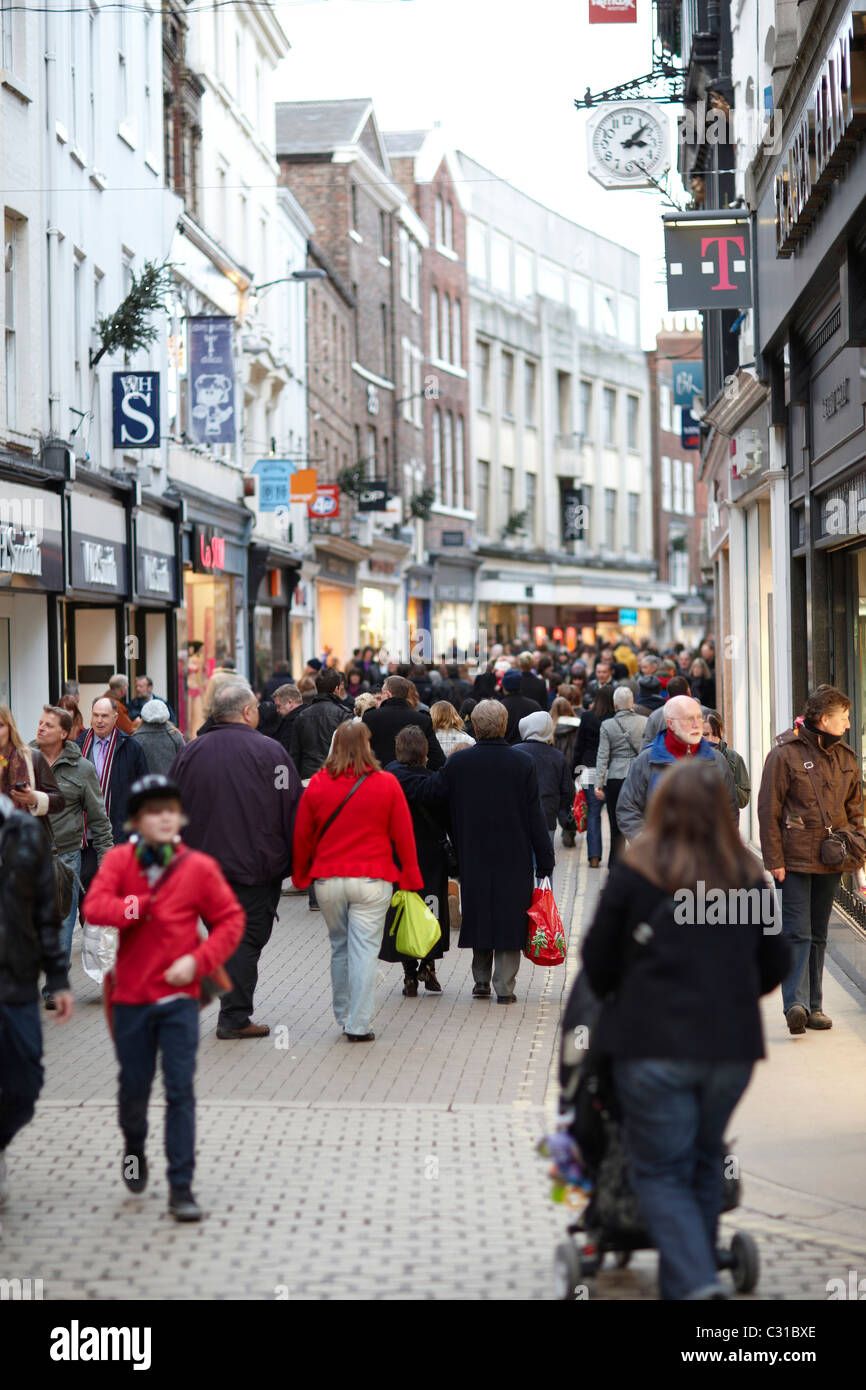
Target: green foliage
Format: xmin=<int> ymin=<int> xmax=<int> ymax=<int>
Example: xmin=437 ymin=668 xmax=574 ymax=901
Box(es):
xmin=409 ymin=487 xmax=436 ymax=520
xmin=90 ymin=260 xmax=174 ymax=368
xmin=503 ymin=509 xmax=528 ymax=536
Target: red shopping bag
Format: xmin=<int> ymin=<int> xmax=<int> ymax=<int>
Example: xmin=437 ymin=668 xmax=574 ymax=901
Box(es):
xmin=524 ymin=877 xmax=567 ymax=966
xmin=572 ymin=787 xmax=587 ymax=834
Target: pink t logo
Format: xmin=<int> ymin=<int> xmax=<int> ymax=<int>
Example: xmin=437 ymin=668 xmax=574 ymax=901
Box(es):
xmin=700 ymin=235 xmax=746 ymax=292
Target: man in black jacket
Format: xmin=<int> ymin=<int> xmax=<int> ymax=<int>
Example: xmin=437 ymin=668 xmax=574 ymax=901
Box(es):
xmin=518 ymin=652 xmax=548 ymax=710
xmin=497 ymin=668 xmax=541 ymax=744
xmin=170 ymin=682 xmax=302 ymax=1039
xmin=288 ymin=669 xmax=352 ymax=779
xmin=363 ymin=675 xmax=446 ymax=769
xmin=272 ymin=684 xmax=305 ymax=757
xmin=0 ymin=795 xmax=73 ymax=1205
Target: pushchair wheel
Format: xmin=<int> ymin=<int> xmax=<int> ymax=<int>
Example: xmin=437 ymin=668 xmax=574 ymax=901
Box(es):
xmin=554 ymin=1241 xmax=583 ymax=1301
xmin=730 ymin=1232 xmax=759 ymax=1293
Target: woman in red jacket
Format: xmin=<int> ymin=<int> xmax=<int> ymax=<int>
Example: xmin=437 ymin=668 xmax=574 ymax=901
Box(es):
xmin=293 ymin=721 xmax=422 ymax=1042
xmin=82 ymin=775 xmax=245 ymax=1222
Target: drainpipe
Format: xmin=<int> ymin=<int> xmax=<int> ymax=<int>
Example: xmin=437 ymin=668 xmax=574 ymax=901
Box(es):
xmin=44 ymin=16 xmax=60 ymax=436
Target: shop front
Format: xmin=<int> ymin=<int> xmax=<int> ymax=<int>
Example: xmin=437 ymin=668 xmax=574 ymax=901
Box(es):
xmin=63 ymin=486 xmax=131 ymax=715
xmin=406 ymin=566 xmax=433 ymax=658
xmin=289 ymin=569 xmax=315 ymax=678
xmin=313 ymin=538 xmax=366 ymax=668
xmin=132 ymin=506 xmax=180 ymax=714
xmin=177 ymin=518 xmax=247 ymax=737
xmin=247 ymin=542 xmax=301 ymax=693
xmin=479 ymin=565 xmax=671 ymax=650
xmin=0 ymin=477 xmax=64 ymax=729
xmin=358 ymin=543 xmax=409 ymax=662
xmin=431 ymin=558 xmax=478 ymax=661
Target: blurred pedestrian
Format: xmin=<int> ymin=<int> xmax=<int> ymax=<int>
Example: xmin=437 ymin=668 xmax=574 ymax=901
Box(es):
xmin=641 ymin=675 xmax=690 ymax=747
xmin=514 ymin=711 xmax=572 ymax=850
xmin=292 ymin=721 xmax=422 ymax=1040
xmin=595 ymin=686 xmax=647 ymax=865
xmin=380 ymin=725 xmax=452 ymax=995
xmin=133 ymin=700 xmax=185 ymax=775
xmin=289 ymin=668 xmax=353 ymax=782
xmin=690 ymin=658 xmax=716 ymax=710
xmin=703 ymin=712 xmax=750 ymax=809
xmin=83 ymin=775 xmax=244 ymax=1221
xmin=574 ymin=686 xmax=615 ymax=867
xmin=497 ymin=667 xmax=541 ymax=744
xmin=431 ymin=699 xmax=475 ymax=757
xmin=362 ymin=675 xmax=445 ymax=769
xmin=58 ymin=695 xmax=84 ymax=741
xmin=582 ymin=758 xmax=789 ymax=1300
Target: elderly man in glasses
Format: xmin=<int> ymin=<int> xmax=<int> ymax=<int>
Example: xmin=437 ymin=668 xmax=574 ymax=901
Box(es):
xmin=615 ymin=695 xmax=739 ymax=843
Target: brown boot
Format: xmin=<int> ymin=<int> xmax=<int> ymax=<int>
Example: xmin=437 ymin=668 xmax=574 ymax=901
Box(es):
xmin=588 ymin=857 xmax=601 ymax=868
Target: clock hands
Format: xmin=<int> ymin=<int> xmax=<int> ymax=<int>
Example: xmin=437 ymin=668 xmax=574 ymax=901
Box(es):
xmin=621 ymin=122 xmax=650 ymax=149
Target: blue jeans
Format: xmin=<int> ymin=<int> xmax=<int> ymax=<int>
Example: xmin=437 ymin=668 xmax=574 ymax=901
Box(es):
xmin=113 ymin=998 xmax=199 ymax=1189
xmin=613 ymin=1057 xmax=753 ymax=1300
xmin=585 ymin=784 xmax=603 ymax=860
xmin=0 ymin=1002 xmax=44 ymax=1150
xmin=316 ymin=877 xmax=393 ymax=1035
xmin=776 ymin=871 xmax=839 ymax=1014
xmin=42 ymin=849 xmax=82 ymax=1000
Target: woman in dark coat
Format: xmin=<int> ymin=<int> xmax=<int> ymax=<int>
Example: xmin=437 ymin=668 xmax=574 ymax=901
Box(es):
xmin=380 ymin=724 xmax=452 ymax=995
xmin=415 ymin=699 xmax=554 ymax=1003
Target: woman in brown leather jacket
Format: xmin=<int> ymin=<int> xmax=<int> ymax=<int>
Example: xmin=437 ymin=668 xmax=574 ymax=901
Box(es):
xmin=757 ymin=686 xmax=866 ymax=1036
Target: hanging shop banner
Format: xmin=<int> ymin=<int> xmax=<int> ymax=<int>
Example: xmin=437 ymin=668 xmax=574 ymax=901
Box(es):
xmin=192 ymin=525 xmax=226 ymax=574
xmin=112 ymin=372 xmax=161 ymax=449
xmin=561 ymin=488 xmax=585 ymax=541
xmin=663 ymin=213 xmax=752 ymax=311
xmin=589 ymin=0 xmax=636 ymax=20
xmin=289 ymin=469 xmax=318 ymax=504
xmin=0 ymin=484 xmax=63 ymax=591
xmin=357 ymin=480 xmax=391 ymax=513
xmin=308 ymin=485 xmax=340 ymax=520
xmin=681 ymin=407 xmax=701 ymax=450
xmin=187 ymin=317 xmax=235 ymax=444
xmin=251 ymin=459 xmax=294 ymax=512
xmin=673 ymin=361 xmax=704 ymax=406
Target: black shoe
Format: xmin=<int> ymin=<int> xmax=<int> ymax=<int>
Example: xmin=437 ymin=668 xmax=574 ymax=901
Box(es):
xmin=402 ymin=974 xmax=418 ymax=997
xmin=308 ymin=901 xmax=321 ymax=912
xmin=44 ymin=994 xmax=56 ymax=1012
xmin=122 ymin=1150 xmax=148 ymax=1194
xmin=472 ymin=982 xmax=491 ymax=998
xmin=346 ymin=1032 xmax=375 ymax=1042
xmin=168 ymin=1186 xmax=202 ymax=1221
xmin=560 ymin=828 xmax=576 ymax=848
xmin=785 ymin=1005 xmax=807 ymax=1035
xmin=497 ymin=994 xmax=517 ymax=1004
xmin=420 ymin=963 xmax=441 ymax=993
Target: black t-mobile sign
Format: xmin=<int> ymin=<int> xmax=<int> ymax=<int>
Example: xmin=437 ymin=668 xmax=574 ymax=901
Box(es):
xmin=663 ymin=213 xmax=752 ymax=311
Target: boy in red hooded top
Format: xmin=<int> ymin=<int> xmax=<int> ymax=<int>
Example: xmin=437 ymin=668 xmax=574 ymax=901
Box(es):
xmin=83 ymin=774 xmax=244 ymax=1222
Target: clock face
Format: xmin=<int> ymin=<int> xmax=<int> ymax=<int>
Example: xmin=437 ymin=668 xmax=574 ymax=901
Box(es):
xmin=588 ymin=104 xmax=669 ymax=187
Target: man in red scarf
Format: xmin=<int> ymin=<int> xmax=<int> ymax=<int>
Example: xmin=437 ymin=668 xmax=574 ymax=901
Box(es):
xmin=615 ymin=696 xmax=739 ymax=842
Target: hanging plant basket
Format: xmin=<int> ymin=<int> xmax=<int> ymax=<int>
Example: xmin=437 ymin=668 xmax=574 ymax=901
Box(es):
xmin=409 ymin=487 xmax=436 ymax=521
xmin=89 ymin=260 xmax=175 ymax=369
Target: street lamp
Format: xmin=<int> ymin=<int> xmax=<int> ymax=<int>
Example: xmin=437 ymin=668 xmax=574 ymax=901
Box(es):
xmin=251 ymin=269 xmax=327 ymax=294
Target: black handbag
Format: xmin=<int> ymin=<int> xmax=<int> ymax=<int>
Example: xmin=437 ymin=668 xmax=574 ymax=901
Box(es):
xmin=800 ymin=757 xmax=866 ymax=871
xmin=416 ymin=803 xmax=459 ymax=877
xmin=44 ymin=819 xmax=75 ymax=920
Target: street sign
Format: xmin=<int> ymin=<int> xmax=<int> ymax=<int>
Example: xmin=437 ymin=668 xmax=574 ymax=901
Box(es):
xmin=112 ymin=372 xmax=160 ymax=449
xmin=618 ymin=608 xmax=638 ymax=625
xmin=357 ymin=480 xmax=390 ymax=512
xmin=663 ymin=213 xmax=752 ymax=311
xmin=681 ymin=407 xmax=701 ymax=450
xmin=308 ymin=485 xmax=340 ymax=519
xmin=673 ymin=362 xmax=704 ymax=406
xmin=251 ymin=458 xmax=294 ymax=511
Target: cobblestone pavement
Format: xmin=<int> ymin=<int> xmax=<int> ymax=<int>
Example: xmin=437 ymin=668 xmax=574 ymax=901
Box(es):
xmin=2 ymin=831 xmax=865 ymax=1300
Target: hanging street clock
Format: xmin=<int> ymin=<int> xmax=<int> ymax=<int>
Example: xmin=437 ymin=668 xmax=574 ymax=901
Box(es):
xmin=586 ymin=102 xmax=670 ymax=189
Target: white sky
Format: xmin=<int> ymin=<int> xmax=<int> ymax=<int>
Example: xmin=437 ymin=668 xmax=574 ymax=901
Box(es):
xmin=274 ymin=0 xmax=688 ymax=348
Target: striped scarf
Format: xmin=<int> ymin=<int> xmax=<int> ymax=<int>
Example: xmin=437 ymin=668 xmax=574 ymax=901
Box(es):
xmin=81 ymin=726 xmax=120 ymax=845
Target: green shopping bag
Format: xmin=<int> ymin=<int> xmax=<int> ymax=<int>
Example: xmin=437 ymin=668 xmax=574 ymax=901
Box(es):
xmin=388 ymin=890 xmax=442 ymax=959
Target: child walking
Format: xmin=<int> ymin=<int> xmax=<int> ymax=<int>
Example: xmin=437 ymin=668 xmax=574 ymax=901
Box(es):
xmin=83 ymin=774 xmax=244 ymax=1221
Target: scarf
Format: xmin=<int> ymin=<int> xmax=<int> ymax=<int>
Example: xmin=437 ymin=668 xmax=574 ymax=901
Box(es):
xmin=81 ymin=726 xmax=120 ymax=843
xmin=664 ymin=728 xmax=700 ymax=758
xmin=803 ymin=718 xmax=843 ymax=749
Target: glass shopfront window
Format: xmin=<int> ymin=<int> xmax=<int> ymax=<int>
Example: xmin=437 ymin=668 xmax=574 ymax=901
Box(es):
xmin=178 ymin=571 xmax=234 ymax=737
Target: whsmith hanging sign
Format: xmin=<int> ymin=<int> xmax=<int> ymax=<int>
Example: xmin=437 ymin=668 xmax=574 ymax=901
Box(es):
xmin=663 ymin=211 xmax=752 ymax=311
xmin=774 ymin=9 xmax=866 ymax=258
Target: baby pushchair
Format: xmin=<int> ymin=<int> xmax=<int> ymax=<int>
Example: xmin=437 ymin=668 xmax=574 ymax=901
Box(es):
xmin=550 ymin=970 xmax=760 ymax=1301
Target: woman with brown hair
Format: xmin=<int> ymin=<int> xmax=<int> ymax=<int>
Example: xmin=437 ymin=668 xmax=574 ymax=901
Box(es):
xmin=430 ymin=699 xmax=475 ymax=757
xmin=581 ymin=758 xmax=789 ymax=1300
xmin=57 ymin=695 xmax=84 ymax=742
xmin=292 ymin=721 xmax=423 ymax=1041
xmin=0 ymin=704 xmax=64 ymax=826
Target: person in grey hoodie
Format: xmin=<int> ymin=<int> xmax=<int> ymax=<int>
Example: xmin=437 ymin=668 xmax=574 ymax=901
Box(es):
xmin=513 ymin=711 xmax=573 ymax=849
xmin=133 ymin=699 xmax=185 ymax=775
xmin=33 ymin=704 xmax=113 ymax=1006
xmin=594 ymin=687 xmax=648 ymax=865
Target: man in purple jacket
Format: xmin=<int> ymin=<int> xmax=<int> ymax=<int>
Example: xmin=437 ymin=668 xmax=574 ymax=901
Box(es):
xmin=169 ymin=682 xmax=302 ymax=1039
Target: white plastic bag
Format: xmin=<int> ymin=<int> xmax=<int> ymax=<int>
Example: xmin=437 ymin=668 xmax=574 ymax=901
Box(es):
xmin=81 ymin=924 xmax=118 ymax=984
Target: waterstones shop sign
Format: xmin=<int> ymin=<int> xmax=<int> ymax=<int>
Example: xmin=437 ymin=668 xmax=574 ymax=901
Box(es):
xmin=774 ymin=10 xmax=866 ymax=258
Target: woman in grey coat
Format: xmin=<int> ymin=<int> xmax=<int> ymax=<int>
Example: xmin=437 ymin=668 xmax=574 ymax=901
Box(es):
xmin=595 ymin=687 xmax=647 ymax=866
xmin=133 ymin=699 xmax=185 ymax=774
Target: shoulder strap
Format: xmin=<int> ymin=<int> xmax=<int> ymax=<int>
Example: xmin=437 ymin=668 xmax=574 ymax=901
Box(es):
xmin=315 ymin=775 xmax=369 ymax=849
xmin=800 ymin=756 xmax=833 ymax=831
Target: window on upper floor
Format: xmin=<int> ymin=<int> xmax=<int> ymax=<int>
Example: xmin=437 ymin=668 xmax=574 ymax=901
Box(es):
xmin=444 ymin=201 xmax=453 ymax=249
xmin=501 ymin=351 xmax=515 ymax=418
xmin=557 ymin=371 xmax=571 ymax=437
xmin=452 ymin=300 xmax=462 ymax=369
xmin=659 ymin=382 xmax=672 ymax=433
xmin=673 ymin=456 xmax=684 ymax=512
xmin=399 ymin=228 xmax=409 ymax=299
xmin=525 ymin=361 xmax=537 ymax=426
xmin=432 ymin=409 xmax=442 ymax=503
xmin=628 ymin=492 xmax=640 ymax=552
xmin=435 ymin=196 xmax=444 ymax=247
xmin=602 ymin=387 xmax=617 ymax=445
xmin=476 ymin=339 xmax=491 ymax=410
xmin=684 ymin=460 xmax=695 ymax=515
xmin=409 ymin=240 xmax=420 ymax=310
xmin=578 ymin=379 xmax=592 ymax=439
xmin=476 ymin=460 xmax=489 ymax=533
xmin=627 ymin=394 xmax=639 ymax=451
xmin=351 ymin=183 xmax=359 ymax=233
xmin=661 ymin=455 xmax=672 ymax=511
xmin=380 ymin=304 xmax=389 ymax=379
xmin=467 ymin=218 xmax=487 ymax=281
xmin=490 ymin=232 xmax=511 ymax=295
xmin=443 ymin=410 xmax=454 ymax=507
xmin=595 ymin=286 xmax=617 ymax=338
xmin=4 ymin=213 xmax=19 ymax=430
xmin=525 ymin=471 xmax=537 ymax=540
xmin=2 ymin=0 xmax=15 ymax=70
xmin=604 ymin=489 xmax=617 ymax=549
xmin=455 ymin=416 xmax=465 ymax=509
xmin=429 ymin=288 xmax=439 ymax=360
xmin=515 ymin=246 xmax=533 ymax=301
xmin=380 ymin=210 xmax=389 ymax=260
xmin=441 ymin=294 xmax=451 ymax=364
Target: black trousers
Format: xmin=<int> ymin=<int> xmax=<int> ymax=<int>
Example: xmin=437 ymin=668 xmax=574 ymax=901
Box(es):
xmin=78 ymin=843 xmax=99 ymax=924
xmin=605 ymin=779 xmax=626 ymax=865
xmin=218 ymin=878 xmax=282 ymax=1030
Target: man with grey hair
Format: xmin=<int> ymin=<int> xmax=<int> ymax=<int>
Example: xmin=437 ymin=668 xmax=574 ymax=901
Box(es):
xmin=416 ymin=699 xmax=553 ymax=1003
xmin=170 ymin=682 xmax=303 ymax=1039
xmin=272 ymin=683 xmax=304 ymax=759
xmin=96 ymin=673 xmax=135 ymax=734
xmin=615 ymin=694 xmax=738 ymax=843
xmin=594 ymin=685 xmax=648 ymax=864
